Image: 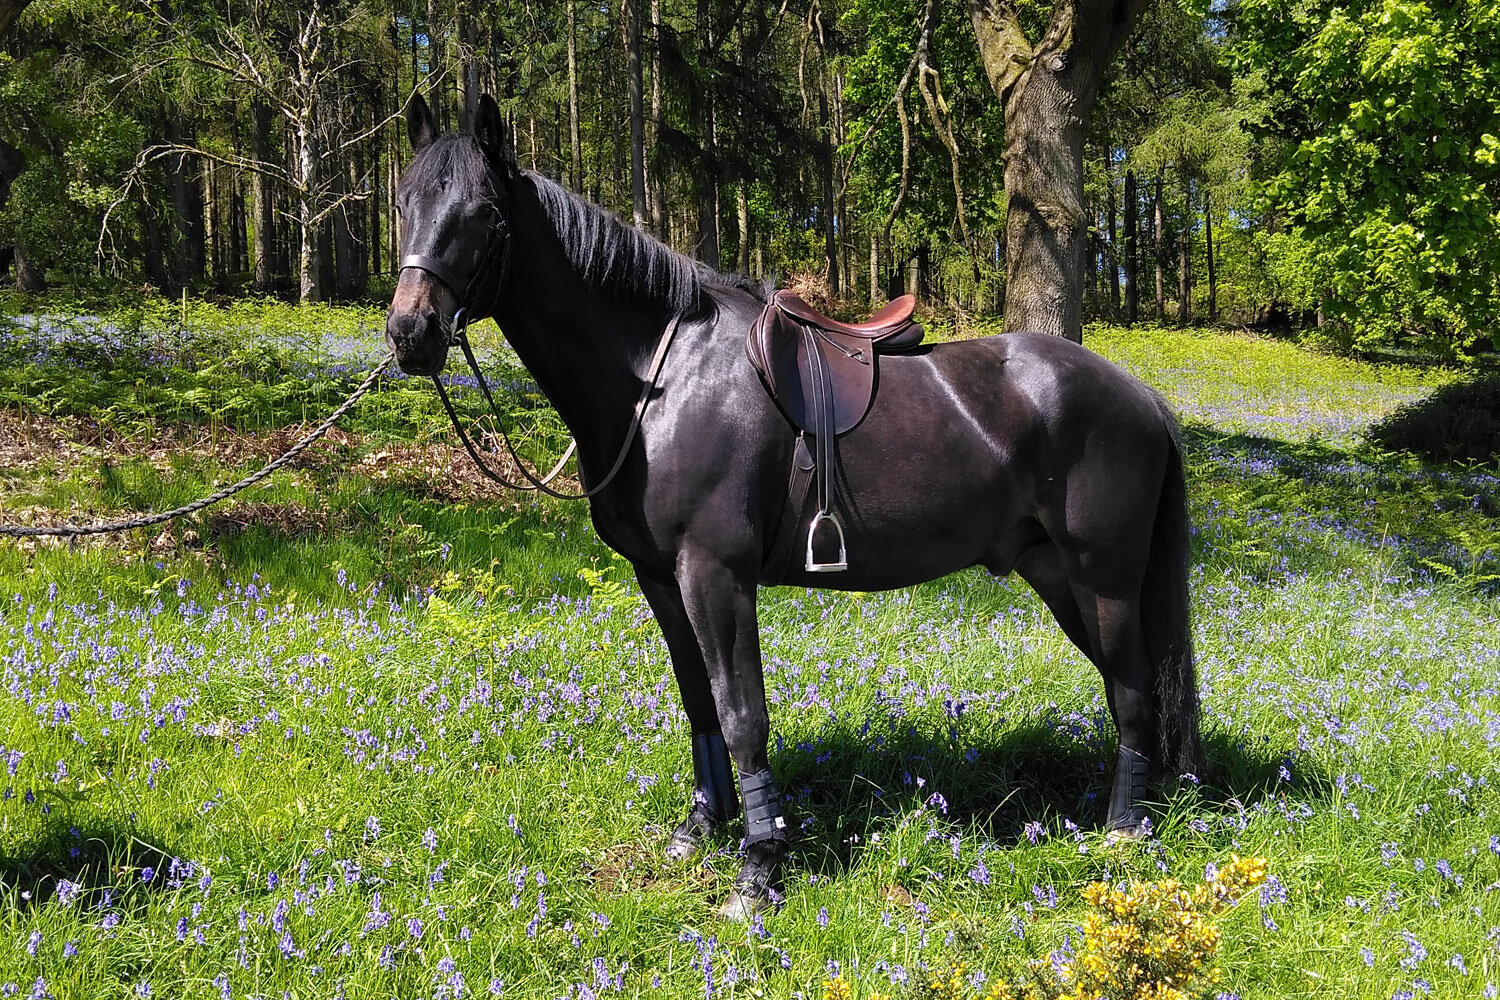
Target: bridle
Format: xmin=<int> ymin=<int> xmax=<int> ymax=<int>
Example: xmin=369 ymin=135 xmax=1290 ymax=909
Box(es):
xmin=397 ymin=191 xmax=680 ymax=501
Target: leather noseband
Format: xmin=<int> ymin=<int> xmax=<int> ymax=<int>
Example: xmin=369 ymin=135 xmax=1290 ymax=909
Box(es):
xmin=398 ymin=210 xmax=510 ymax=328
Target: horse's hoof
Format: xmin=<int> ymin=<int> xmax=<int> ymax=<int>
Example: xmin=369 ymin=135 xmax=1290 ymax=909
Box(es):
xmin=664 ymin=826 xmax=701 ymax=862
xmin=717 ymin=839 xmax=783 ymax=920
xmin=718 ymin=887 xmax=767 ymax=921
xmin=1104 ymin=822 xmax=1149 ymax=845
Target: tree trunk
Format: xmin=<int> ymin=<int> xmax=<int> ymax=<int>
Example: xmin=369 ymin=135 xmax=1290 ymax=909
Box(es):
xmin=736 ymin=182 xmax=751 ymax=275
xmin=333 ymin=164 xmax=354 ymax=299
xmin=370 ymin=102 xmax=383 ymax=278
xmin=650 ymin=0 xmax=666 ymax=237
xmin=1123 ymin=167 xmax=1137 ymax=323
xmin=232 ymin=173 xmax=248 ymax=276
xmin=458 ymin=1 xmax=479 ymax=130
xmin=1204 ymin=187 xmax=1216 ymax=323
xmin=819 ymin=87 xmax=839 ymax=296
xmin=691 ymin=0 xmax=719 ymax=266
xmin=627 ymin=0 xmax=647 ymax=227
xmin=1092 ymin=211 xmax=1104 ymax=301
xmin=297 ymin=123 xmax=322 ymax=303
xmin=0 ymin=137 xmax=22 ymax=284
xmin=0 ymin=0 xmax=36 ymax=35
xmin=203 ymin=159 xmax=222 ymax=287
xmin=567 ymin=0 xmax=583 ymax=190
xmin=969 ymin=0 xmax=1149 ymax=341
xmin=427 ymin=0 xmax=448 ymax=132
xmin=250 ymin=102 xmax=276 ymax=292
xmin=1153 ymin=168 xmax=1165 ymax=321
xmin=996 ymin=78 xmax=1085 ymax=339
xmin=13 ymin=240 xmax=44 ymax=292
xmin=1106 ymin=151 xmax=1119 ymax=313
xmin=869 ymin=231 xmax=880 ymax=307
xmin=8 ymin=138 xmax=43 ymax=293
xmin=165 ymin=119 xmax=204 ymax=289
xmin=142 ymin=201 xmax=169 ymax=290
xmin=1177 ymin=172 xmax=1191 ymax=326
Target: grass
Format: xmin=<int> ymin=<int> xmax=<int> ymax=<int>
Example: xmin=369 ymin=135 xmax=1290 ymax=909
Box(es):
xmin=0 ymin=302 xmax=1497 ymax=999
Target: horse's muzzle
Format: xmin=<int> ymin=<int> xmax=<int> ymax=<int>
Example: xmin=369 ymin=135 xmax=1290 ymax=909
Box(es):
xmin=386 ymin=309 xmax=450 ymax=376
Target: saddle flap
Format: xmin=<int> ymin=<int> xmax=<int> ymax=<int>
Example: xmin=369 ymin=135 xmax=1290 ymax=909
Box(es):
xmin=748 ymin=306 xmax=876 ymax=436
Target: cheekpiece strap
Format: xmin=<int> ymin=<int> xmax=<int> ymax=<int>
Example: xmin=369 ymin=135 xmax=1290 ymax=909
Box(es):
xmin=740 ymin=768 xmax=788 ymax=845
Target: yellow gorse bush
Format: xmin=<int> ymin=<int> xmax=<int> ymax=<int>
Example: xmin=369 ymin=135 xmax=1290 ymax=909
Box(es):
xmin=821 ymin=856 xmax=1268 ymax=1000
xmin=1060 ymin=854 xmax=1267 ymax=1000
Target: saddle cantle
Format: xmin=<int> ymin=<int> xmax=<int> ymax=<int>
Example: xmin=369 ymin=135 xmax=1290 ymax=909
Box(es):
xmin=747 ymin=291 xmax=925 ymax=574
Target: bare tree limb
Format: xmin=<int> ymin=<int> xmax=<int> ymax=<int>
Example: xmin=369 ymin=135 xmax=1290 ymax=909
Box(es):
xmin=880 ymin=0 xmax=937 ymax=249
xmin=917 ymin=62 xmax=981 ymax=282
xmin=0 ymin=0 xmax=34 ymax=36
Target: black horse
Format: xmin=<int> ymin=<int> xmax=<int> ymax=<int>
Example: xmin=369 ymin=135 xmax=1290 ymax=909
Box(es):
xmin=386 ymin=94 xmax=1202 ymax=918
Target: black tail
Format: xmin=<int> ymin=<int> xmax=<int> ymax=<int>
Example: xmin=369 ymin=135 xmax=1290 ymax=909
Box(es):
xmin=1142 ymin=417 xmax=1203 ymax=777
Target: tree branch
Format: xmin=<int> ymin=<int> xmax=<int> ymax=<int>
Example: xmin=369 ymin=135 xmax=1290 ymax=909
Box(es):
xmin=881 ymin=0 xmax=938 ymax=249
xmin=0 ymin=0 xmax=33 ymax=36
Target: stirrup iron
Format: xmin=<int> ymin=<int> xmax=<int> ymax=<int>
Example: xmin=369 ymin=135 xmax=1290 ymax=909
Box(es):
xmin=805 ymin=510 xmax=847 ymax=573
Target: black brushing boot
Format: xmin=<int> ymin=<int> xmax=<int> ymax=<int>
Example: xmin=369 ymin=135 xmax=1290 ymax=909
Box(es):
xmin=666 ymin=731 xmax=739 ymax=860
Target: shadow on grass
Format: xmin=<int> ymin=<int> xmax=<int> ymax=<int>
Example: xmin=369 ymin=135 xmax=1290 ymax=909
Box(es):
xmin=0 ymin=821 xmax=179 ymax=909
xmin=773 ymin=716 xmax=1324 ymax=877
xmin=1179 ymin=423 xmax=1499 ymax=591
xmin=1366 ymin=372 xmax=1500 ymax=464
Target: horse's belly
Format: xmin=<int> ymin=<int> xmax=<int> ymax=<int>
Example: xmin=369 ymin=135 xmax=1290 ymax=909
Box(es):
xmin=776 ymin=350 xmax=1039 ymax=591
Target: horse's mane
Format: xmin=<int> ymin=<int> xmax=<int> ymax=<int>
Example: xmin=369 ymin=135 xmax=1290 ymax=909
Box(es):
xmin=406 ymin=134 xmax=764 ymax=313
xmin=527 ymin=170 xmax=765 ymax=313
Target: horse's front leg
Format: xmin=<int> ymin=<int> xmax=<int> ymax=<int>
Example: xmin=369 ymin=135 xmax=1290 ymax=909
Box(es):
xmin=675 ymin=551 xmax=787 ymax=920
xmin=634 ymin=566 xmax=740 ymax=858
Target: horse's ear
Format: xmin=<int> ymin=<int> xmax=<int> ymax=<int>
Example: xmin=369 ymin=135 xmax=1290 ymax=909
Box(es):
xmin=475 ymin=94 xmax=515 ymax=182
xmin=408 ymin=92 xmax=438 ymax=153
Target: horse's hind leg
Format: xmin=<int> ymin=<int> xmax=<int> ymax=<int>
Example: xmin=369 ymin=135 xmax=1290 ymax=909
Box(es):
xmin=634 ymin=567 xmax=740 ymax=859
xmin=1018 ymin=547 xmax=1154 ymax=837
xmin=1070 ymin=588 xmax=1155 ymax=838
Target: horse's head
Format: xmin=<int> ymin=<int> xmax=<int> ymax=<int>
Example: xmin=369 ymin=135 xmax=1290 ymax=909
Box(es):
xmin=386 ymin=93 xmax=517 ymax=376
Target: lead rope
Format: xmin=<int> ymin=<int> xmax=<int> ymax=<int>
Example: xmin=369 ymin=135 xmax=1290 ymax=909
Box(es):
xmin=0 ymin=355 xmax=394 ymax=538
xmin=433 ymin=313 xmax=681 ymax=501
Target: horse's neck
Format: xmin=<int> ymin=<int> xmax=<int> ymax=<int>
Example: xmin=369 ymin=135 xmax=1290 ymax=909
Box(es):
xmin=495 ymin=261 xmax=676 ymax=477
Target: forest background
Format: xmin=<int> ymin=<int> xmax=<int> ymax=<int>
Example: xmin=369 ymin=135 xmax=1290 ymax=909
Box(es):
xmin=0 ymin=0 xmax=1498 ymax=358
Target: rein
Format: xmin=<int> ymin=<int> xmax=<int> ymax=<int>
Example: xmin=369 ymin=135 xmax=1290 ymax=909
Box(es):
xmin=432 ymin=315 xmax=680 ymax=500
xmin=400 ymin=207 xmax=680 ymax=501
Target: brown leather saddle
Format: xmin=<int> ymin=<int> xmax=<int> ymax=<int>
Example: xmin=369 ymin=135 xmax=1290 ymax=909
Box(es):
xmin=747 ymin=290 xmax=925 ymax=573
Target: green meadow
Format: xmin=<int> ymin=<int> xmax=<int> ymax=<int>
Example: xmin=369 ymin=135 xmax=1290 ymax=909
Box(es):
xmin=0 ymin=303 xmax=1496 ymax=998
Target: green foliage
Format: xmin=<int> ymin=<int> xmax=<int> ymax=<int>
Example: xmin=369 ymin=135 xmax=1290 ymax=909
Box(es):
xmin=1233 ymin=0 xmax=1500 ymax=355
xmin=839 ymin=0 xmax=1005 ymax=256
